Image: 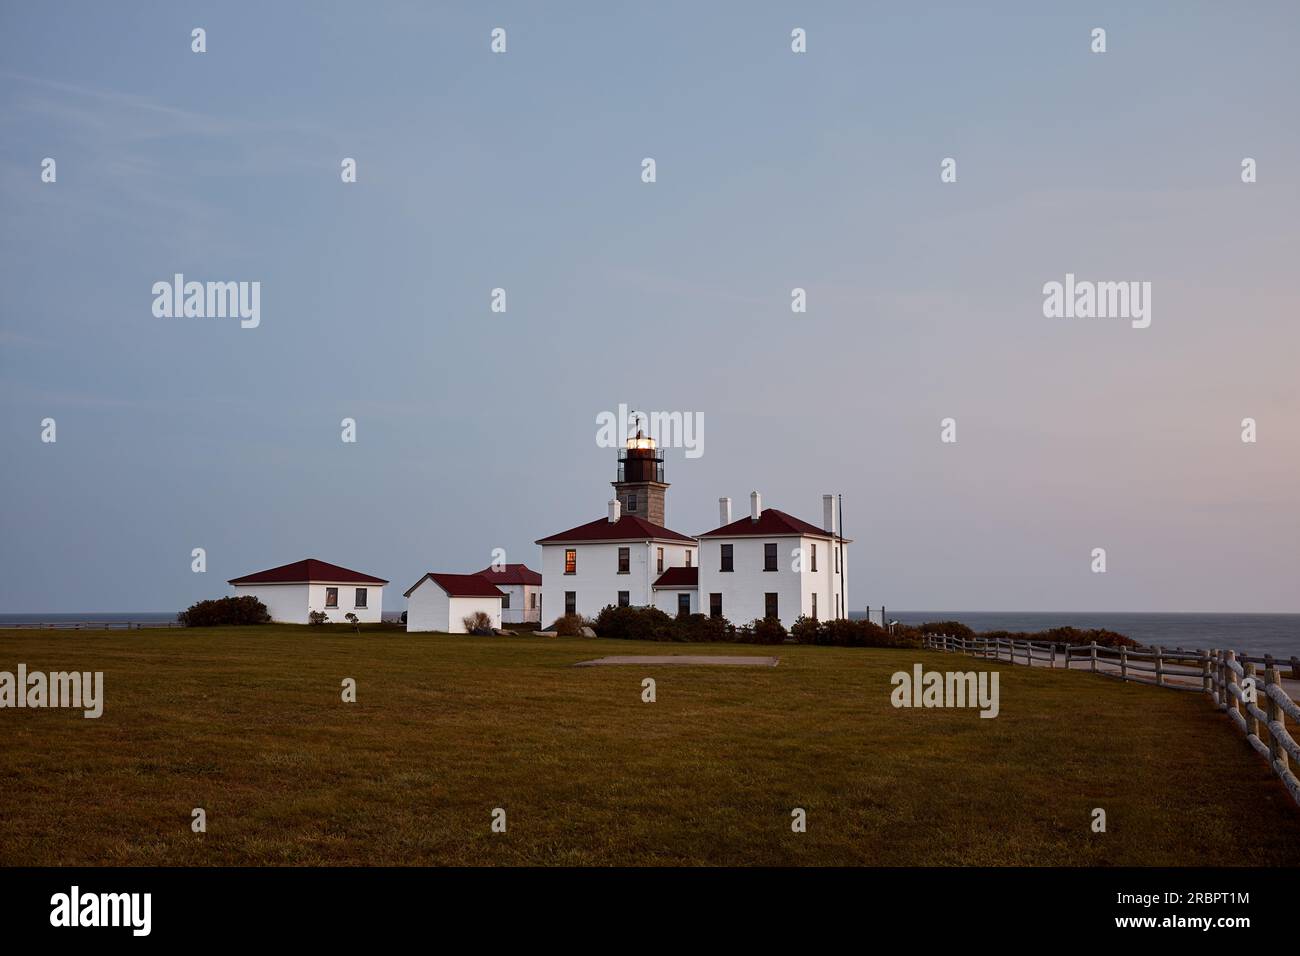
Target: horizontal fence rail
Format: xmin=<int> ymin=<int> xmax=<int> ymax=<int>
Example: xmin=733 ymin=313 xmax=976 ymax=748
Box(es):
xmin=0 ymin=621 xmax=184 ymax=630
xmin=924 ymin=634 xmax=1300 ymax=808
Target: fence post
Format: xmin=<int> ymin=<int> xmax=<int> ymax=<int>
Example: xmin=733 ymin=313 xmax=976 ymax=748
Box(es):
xmin=1266 ymin=664 xmax=1286 ymax=774
xmin=1244 ymin=662 xmax=1259 ymax=740
xmin=1226 ymin=651 xmax=1241 ymax=724
xmin=1201 ymin=649 xmax=1210 ymax=696
xmin=1154 ymin=645 xmax=1163 ymax=687
xmin=1090 ymin=641 xmax=1097 ymax=674
xmin=1290 ymin=656 xmax=1299 ymax=680
xmin=1120 ymin=645 xmax=1127 ymax=681
xmin=1050 ymin=642 xmax=1056 ymax=669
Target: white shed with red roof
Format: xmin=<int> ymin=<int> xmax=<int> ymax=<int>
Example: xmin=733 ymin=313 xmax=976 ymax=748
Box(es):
xmin=405 ymin=572 xmax=505 ymax=634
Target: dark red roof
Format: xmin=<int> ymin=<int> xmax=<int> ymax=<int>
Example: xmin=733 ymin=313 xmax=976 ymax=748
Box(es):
xmin=536 ymin=514 xmax=695 ymax=544
xmin=697 ymin=508 xmax=847 ymax=541
xmin=652 ymin=567 xmax=698 ymax=588
xmin=475 ymin=564 xmax=543 ymax=586
xmin=229 ymin=558 xmax=387 ymax=586
xmin=404 ymin=573 xmax=506 ymax=599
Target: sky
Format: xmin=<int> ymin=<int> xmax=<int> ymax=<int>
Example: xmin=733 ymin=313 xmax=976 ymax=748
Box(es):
xmin=1 ymin=2 xmax=1297 ymax=614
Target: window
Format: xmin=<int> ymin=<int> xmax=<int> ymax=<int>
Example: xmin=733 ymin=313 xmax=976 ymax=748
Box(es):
xmin=810 ymin=543 xmax=817 ymax=572
xmin=618 ymin=591 xmax=630 ymax=608
xmin=710 ymin=593 xmax=723 ymax=618
xmin=836 ymin=594 xmax=840 ymax=618
xmin=565 ymin=591 xmax=576 ymax=616
xmin=618 ymin=547 xmax=630 ymax=574
xmin=325 ymin=587 xmax=338 ymax=608
xmin=530 ymin=593 xmax=537 ymax=609
xmin=765 ymin=593 xmax=778 ymax=619
xmin=835 ymin=547 xmax=840 ymax=573
xmin=502 ymin=592 xmax=511 ymax=609
xmin=565 ymin=549 xmax=577 ymax=574
xmin=811 ymin=593 xmax=817 ymax=620
xmin=677 ymin=593 xmax=691 ymax=618
xmin=764 ymin=542 xmax=778 ymax=571
xmin=720 ymin=544 xmax=733 ymax=572
xmin=627 ymin=494 xmax=637 ymax=513
xmin=685 ymin=550 xmax=693 ymax=568
xmin=657 ymin=547 xmax=664 ymax=573
xmin=355 ymin=587 xmax=367 ymax=608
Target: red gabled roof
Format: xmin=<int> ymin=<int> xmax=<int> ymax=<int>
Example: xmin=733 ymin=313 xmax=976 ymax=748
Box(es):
xmin=697 ymin=508 xmax=848 ymax=541
xmin=404 ymin=573 xmax=506 ymax=599
xmin=229 ymin=558 xmax=388 ymax=586
xmin=536 ymin=514 xmax=695 ymax=545
xmin=475 ymin=563 xmax=543 ymax=586
xmin=652 ymin=566 xmax=698 ymax=588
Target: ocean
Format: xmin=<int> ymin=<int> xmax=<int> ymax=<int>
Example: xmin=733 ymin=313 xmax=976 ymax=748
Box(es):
xmin=3 ymin=611 xmax=1298 ymax=658
xmin=854 ymin=611 xmax=1300 ymax=659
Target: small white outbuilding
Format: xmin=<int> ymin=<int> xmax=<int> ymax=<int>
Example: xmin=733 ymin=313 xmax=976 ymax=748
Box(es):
xmin=227 ymin=558 xmax=387 ymax=624
xmin=405 ymin=572 xmax=505 ymax=634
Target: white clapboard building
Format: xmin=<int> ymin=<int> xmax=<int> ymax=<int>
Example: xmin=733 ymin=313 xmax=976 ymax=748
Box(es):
xmin=228 ymin=558 xmax=386 ymax=624
xmin=405 ymin=572 xmax=505 ymax=633
xmin=535 ymin=431 xmax=849 ymax=630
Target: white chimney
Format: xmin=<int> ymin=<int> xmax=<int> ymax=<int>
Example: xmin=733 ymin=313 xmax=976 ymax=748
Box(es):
xmin=719 ymin=496 xmax=732 ymax=525
xmin=750 ymin=491 xmax=762 ymax=522
xmin=608 ymin=498 xmax=621 ymax=523
xmin=823 ymin=494 xmax=837 ymax=535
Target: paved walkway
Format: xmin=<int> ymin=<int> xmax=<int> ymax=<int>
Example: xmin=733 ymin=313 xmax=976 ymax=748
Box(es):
xmin=574 ymin=655 xmax=779 ymax=667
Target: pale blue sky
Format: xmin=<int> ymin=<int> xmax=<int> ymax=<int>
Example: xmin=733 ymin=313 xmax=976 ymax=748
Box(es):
xmin=2 ymin=2 xmax=1297 ymax=613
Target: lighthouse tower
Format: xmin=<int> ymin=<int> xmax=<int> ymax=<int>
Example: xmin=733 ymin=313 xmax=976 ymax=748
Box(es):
xmin=613 ymin=424 xmax=669 ymax=526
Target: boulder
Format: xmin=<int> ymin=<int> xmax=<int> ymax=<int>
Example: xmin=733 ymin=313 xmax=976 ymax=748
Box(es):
xmin=533 ymin=630 xmax=558 ymax=638
xmin=579 ymin=626 xmax=598 ymax=638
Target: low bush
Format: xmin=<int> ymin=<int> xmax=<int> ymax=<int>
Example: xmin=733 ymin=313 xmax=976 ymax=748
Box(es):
xmin=462 ymin=611 xmax=494 ymax=635
xmin=594 ymin=604 xmax=676 ymax=642
xmin=308 ymin=610 xmax=329 ymax=626
xmin=547 ymin=613 xmax=593 ymax=636
xmin=179 ymin=596 xmax=271 ymax=627
xmin=977 ymin=626 xmax=1137 ymax=649
xmin=740 ymin=617 xmax=788 ymax=645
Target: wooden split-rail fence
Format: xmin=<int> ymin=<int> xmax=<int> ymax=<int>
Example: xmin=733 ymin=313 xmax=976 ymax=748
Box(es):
xmin=923 ymin=634 xmax=1300 ymax=808
xmin=0 ymin=621 xmax=184 ymax=630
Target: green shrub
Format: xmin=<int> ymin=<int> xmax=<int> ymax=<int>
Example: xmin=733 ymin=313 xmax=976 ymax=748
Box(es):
xmin=790 ymin=615 xmax=820 ymax=644
xmin=594 ymin=604 xmax=676 ymax=641
xmin=308 ymin=610 xmax=329 ymax=626
xmin=179 ymin=595 xmax=271 ymax=627
xmin=547 ymin=613 xmax=591 ymax=636
xmin=675 ymin=613 xmax=733 ymax=643
xmin=742 ymin=617 xmax=788 ymax=645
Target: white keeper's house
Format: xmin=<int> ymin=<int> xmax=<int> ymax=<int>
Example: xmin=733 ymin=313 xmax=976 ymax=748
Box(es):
xmin=228 ymin=558 xmax=387 ymax=624
xmin=536 ymin=430 xmax=849 ymax=629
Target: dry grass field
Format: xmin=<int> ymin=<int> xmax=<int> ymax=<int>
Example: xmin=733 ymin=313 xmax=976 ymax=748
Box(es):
xmin=1 ymin=625 xmax=1298 ymax=866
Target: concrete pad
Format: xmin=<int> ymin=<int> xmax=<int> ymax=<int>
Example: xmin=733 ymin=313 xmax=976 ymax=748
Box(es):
xmin=574 ymin=655 xmax=779 ymax=667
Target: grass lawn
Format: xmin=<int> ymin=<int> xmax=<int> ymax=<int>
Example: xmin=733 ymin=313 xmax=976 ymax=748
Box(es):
xmin=2 ymin=625 xmax=1297 ymax=866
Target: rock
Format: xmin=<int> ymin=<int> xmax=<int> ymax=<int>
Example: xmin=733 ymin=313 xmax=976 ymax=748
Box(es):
xmin=492 ymin=628 xmax=511 ymax=636
xmin=533 ymin=630 xmax=558 ymax=638
xmin=579 ymin=626 xmax=597 ymax=638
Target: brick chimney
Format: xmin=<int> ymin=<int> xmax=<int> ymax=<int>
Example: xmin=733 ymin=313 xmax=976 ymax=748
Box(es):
xmin=719 ymin=496 xmax=732 ymax=526
xmin=608 ymin=498 xmax=621 ymax=523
